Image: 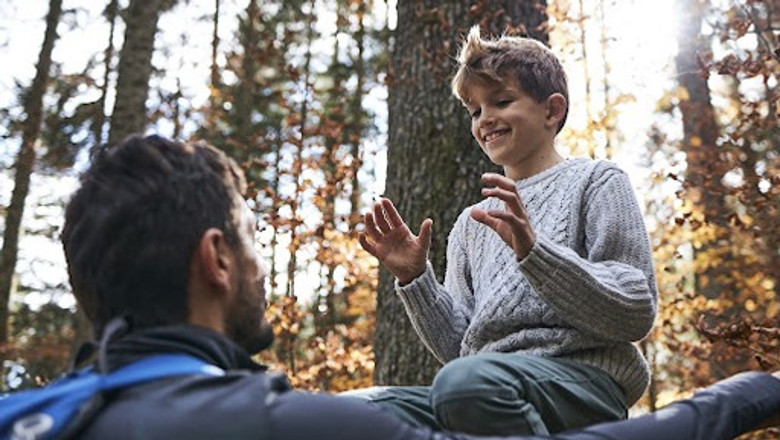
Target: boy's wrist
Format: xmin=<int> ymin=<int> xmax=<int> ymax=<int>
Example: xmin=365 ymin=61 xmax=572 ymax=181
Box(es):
xmin=515 ymin=238 xmax=536 ymax=262
xmin=397 ymin=268 xmax=425 ymax=286
xmin=395 ymin=261 xmax=428 ymax=286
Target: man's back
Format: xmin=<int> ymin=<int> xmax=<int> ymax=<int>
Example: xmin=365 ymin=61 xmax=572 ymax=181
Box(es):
xmin=78 ymin=325 xmax=429 ymax=440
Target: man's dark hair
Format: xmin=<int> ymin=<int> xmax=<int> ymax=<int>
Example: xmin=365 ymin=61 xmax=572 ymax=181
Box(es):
xmin=62 ymin=135 xmax=247 ymax=338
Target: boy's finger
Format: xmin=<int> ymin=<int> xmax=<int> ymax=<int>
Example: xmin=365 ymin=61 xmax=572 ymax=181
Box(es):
xmin=373 ymin=200 xmax=392 ymax=232
xmin=418 ymin=218 xmax=433 ymax=250
xmin=358 ymin=233 xmax=377 ymax=256
xmin=381 ymin=198 xmax=405 ymax=228
xmin=364 ymin=212 xmax=383 ymax=239
xmin=481 ymin=172 xmax=516 ymax=191
xmin=481 ymin=187 xmax=527 ymax=217
xmin=487 ymin=210 xmax=529 ymax=236
xmin=470 ymin=208 xmax=502 ymax=232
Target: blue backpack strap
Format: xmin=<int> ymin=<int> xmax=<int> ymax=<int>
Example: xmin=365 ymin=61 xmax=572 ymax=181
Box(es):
xmin=1 ymin=354 xmax=223 ymax=440
xmin=101 ymin=354 xmax=225 ymax=388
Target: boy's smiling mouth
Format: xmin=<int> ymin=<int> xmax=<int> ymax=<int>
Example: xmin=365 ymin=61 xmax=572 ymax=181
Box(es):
xmin=483 ymin=129 xmax=510 ymax=143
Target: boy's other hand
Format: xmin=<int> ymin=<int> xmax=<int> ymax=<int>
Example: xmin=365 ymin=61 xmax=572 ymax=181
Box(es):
xmin=471 ymin=173 xmax=536 ymax=260
xmin=359 ymin=198 xmax=432 ymax=285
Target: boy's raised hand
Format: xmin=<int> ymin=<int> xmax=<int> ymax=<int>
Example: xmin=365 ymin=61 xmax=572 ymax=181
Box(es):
xmin=359 ymin=198 xmax=432 ymax=285
xmin=471 ymin=172 xmax=536 ymax=260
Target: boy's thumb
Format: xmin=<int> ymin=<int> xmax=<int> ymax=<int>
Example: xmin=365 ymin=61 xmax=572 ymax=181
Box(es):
xmin=419 ymin=218 xmax=433 ymax=248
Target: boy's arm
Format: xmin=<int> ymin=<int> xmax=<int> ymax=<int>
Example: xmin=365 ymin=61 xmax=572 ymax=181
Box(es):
xmin=519 ymin=165 xmax=657 ymax=342
xmin=358 ymin=197 xmax=465 ymax=362
xmin=394 ymin=213 xmax=475 ymax=363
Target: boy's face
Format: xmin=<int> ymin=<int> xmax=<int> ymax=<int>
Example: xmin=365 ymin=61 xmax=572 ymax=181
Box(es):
xmin=463 ymin=79 xmax=557 ymax=180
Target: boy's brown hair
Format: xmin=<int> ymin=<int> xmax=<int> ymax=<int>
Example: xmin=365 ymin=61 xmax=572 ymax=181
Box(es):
xmin=451 ymin=26 xmax=569 ymax=133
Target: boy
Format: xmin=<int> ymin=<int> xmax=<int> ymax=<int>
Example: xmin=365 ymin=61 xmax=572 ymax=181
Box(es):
xmin=355 ymin=26 xmax=657 ymax=436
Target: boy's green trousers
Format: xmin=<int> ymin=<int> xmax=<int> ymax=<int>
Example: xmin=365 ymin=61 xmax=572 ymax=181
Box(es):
xmin=342 ymin=353 xmax=627 ymax=436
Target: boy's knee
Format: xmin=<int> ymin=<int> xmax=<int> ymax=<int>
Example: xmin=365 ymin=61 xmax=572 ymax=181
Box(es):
xmin=432 ymin=356 xmax=481 ymax=396
xmin=429 ymin=354 xmax=548 ymax=435
xmin=431 ymin=354 xmax=526 ymax=408
xmin=432 ymin=354 xmax=537 ymax=399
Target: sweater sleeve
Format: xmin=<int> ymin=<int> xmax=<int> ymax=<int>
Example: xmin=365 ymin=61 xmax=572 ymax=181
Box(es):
xmin=519 ymin=165 xmax=657 ymax=342
xmin=394 ymin=213 xmax=474 ymax=364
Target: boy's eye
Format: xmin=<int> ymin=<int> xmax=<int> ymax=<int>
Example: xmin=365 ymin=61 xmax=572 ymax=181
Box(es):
xmin=495 ymin=99 xmax=512 ymax=107
xmin=469 ymin=109 xmax=481 ymax=119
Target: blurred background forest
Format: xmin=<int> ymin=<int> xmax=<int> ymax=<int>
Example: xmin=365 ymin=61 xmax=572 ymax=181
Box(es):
xmin=0 ymin=0 xmax=778 ymax=433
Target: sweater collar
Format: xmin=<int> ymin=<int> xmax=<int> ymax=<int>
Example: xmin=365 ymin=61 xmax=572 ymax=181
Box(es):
xmin=514 ymin=157 xmax=588 ymax=189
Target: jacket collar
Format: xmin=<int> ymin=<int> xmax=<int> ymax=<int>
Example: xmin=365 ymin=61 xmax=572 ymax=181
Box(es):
xmin=103 ymin=325 xmax=267 ymax=373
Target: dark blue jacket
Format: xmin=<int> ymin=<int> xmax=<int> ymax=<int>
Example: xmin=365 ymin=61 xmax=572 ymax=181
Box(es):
xmin=77 ymin=325 xmax=780 ymax=440
xmin=77 ymin=326 xmax=475 ymax=440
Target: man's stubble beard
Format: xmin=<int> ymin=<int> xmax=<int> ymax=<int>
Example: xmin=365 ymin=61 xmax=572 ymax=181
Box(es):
xmin=227 ymin=274 xmax=275 ymax=355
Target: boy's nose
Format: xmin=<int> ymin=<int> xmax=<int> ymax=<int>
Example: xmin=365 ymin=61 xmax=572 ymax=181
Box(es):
xmin=478 ymin=113 xmax=496 ymax=128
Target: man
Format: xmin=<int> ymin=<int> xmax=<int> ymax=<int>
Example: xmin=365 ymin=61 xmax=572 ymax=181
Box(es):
xmin=52 ymin=134 xmax=778 ymax=439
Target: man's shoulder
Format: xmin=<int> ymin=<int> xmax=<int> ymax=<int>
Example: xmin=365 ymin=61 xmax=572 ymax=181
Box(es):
xmin=84 ymin=372 xmax=423 ymax=439
xmin=82 ymin=370 xmax=287 ymax=438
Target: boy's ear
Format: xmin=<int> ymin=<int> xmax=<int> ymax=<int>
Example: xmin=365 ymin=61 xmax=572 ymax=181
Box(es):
xmin=195 ymin=228 xmax=233 ymax=295
xmin=545 ymin=93 xmax=567 ymax=128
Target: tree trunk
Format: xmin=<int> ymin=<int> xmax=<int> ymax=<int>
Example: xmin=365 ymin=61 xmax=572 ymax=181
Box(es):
xmin=598 ymin=0 xmax=614 ymax=159
xmin=287 ymin=0 xmax=316 ymax=299
xmin=348 ymin=1 xmax=367 ymax=229
xmin=235 ymin=0 xmax=258 ymax=144
xmin=93 ymin=0 xmax=119 ymax=148
xmin=0 ymin=0 xmax=63 ymax=344
xmin=577 ymin=0 xmax=595 ymax=158
xmin=375 ymin=0 xmax=549 ymax=386
xmin=676 ymin=0 xmax=722 ymax=219
xmin=210 ymin=0 xmax=220 ymax=94
xmin=107 ymin=0 xmax=173 ymax=146
xmin=675 ymin=0 xmax=726 ymax=300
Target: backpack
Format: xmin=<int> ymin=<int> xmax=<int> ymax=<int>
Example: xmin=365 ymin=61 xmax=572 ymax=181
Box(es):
xmin=0 ymin=354 xmax=224 ymax=440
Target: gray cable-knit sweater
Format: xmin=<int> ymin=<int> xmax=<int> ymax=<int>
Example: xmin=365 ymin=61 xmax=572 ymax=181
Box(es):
xmin=395 ymin=158 xmax=658 ymax=406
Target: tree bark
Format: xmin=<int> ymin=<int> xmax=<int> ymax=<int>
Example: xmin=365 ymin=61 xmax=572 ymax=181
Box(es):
xmin=675 ymin=0 xmax=726 ymax=300
xmin=0 ymin=0 xmax=63 ymax=344
xmin=675 ymin=0 xmax=722 ymax=219
xmin=375 ymin=0 xmax=548 ymax=386
xmin=107 ymin=0 xmax=174 ymax=146
xmin=210 ymin=0 xmax=220 ymax=94
xmin=93 ymin=0 xmax=119 ymax=148
xmin=348 ymin=1 xmax=367 ymax=229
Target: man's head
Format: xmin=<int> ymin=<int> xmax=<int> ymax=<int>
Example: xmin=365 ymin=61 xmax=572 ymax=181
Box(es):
xmin=451 ymin=26 xmax=569 ymax=134
xmin=62 ymin=135 xmax=273 ymax=353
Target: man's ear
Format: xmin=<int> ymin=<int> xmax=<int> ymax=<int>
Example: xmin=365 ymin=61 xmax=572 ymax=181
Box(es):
xmin=545 ymin=93 xmax=567 ymax=129
xmin=195 ymin=228 xmax=233 ymax=294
